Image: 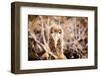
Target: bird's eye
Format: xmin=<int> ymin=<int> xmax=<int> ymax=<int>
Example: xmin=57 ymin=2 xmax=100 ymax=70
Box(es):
xmin=50 ymin=30 xmax=53 ymax=33
xmin=59 ymin=30 xmax=62 ymax=34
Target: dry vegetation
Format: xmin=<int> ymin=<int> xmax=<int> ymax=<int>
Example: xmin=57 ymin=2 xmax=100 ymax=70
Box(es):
xmin=28 ymin=15 xmax=88 ymax=60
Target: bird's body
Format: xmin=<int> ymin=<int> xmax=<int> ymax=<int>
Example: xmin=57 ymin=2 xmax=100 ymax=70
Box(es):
xmin=48 ymin=25 xmax=66 ymax=59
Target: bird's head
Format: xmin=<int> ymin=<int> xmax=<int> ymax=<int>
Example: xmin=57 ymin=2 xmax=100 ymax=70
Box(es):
xmin=49 ymin=25 xmax=63 ymax=48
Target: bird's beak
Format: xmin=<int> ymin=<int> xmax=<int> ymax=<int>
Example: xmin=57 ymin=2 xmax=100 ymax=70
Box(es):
xmin=54 ymin=35 xmax=59 ymax=48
